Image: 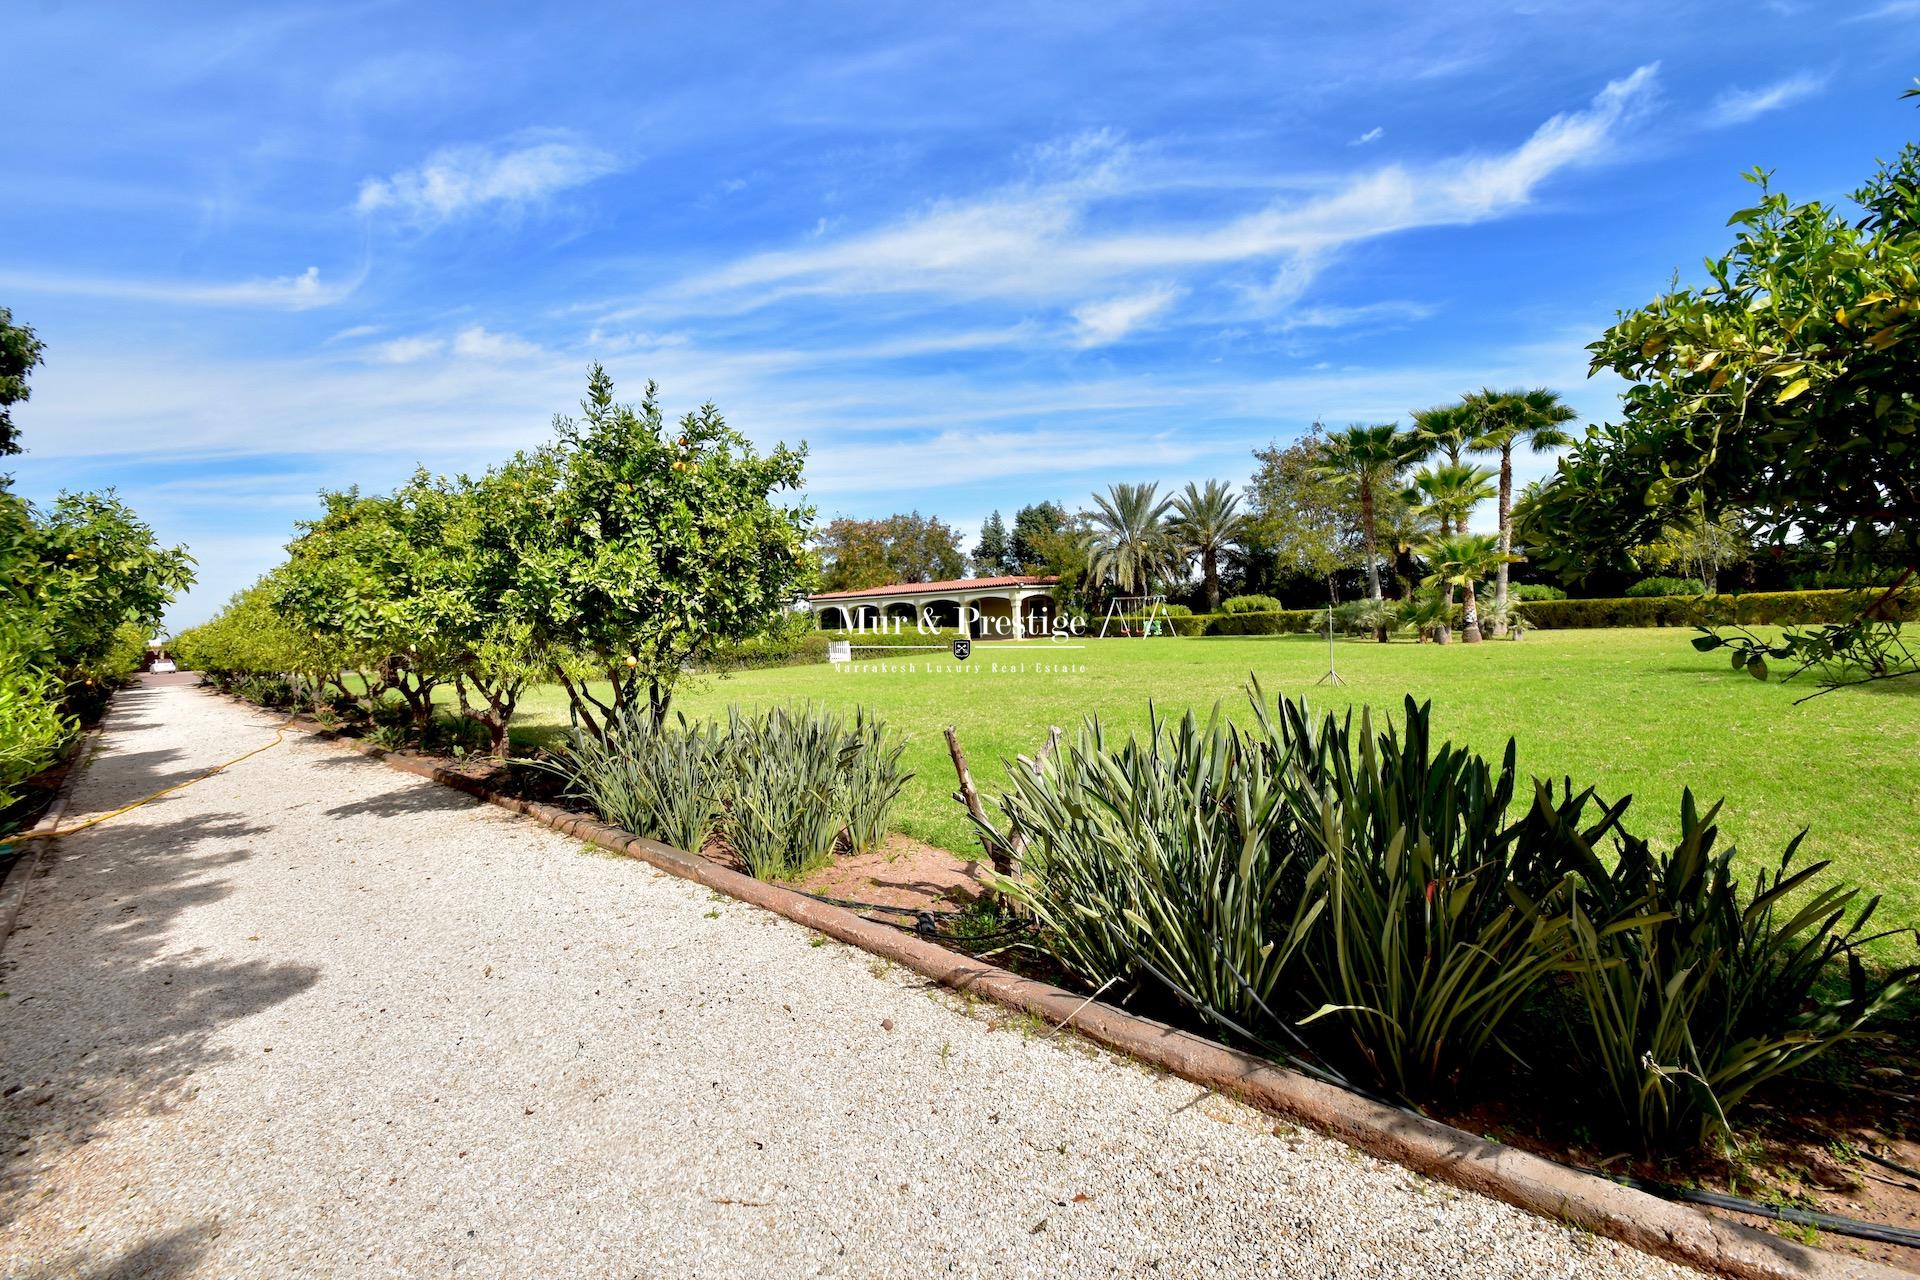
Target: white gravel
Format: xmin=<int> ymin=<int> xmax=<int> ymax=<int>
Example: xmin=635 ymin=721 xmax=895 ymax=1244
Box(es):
xmin=0 ymin=678 xmax=1700 ymax=1279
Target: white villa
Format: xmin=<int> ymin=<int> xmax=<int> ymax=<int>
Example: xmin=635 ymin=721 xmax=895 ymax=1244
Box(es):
xmin=808 ymin=574 xmax=1062 ymax=640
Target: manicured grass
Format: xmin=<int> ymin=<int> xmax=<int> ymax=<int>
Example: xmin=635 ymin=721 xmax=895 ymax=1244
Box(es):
xmin=511 ymin=630 xmax=1920 ymax=935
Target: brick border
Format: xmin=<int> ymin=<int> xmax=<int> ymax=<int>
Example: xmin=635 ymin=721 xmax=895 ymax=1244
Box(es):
xmin=238 ymin=694 xmax=1905 ymax=1279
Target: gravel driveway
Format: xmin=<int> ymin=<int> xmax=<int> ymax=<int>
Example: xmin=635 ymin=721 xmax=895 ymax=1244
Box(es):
xmin=0 ymin=678 xmax=1698 ymax=1279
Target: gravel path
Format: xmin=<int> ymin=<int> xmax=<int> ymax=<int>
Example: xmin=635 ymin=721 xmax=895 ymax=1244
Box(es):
xmin=0 ymin=678 xmax=1699 ymax=1279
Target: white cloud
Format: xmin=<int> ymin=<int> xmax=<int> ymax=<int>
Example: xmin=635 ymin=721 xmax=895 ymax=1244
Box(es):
xmin=355 ymin=134 xmax=620 ymax=222
xmin=0 ymin=264 xmax=358 ymax=310
xmin=1071 ymin=285 xmax=1184 ymax=346
xmin=1351 ymin=126 xmax=1385 ymax=146
xmin=327 ymin=323 xmax=383 ymax=342
xmin=656 ymin=65 xmax=1659 ymax=315
xmin=1707 ymin=72 xmax=1827 ymax=126
xmin=369 ymin=335 xmax=446 ymax=363
xmin=451 ymin=325 xmax=542 ymax=360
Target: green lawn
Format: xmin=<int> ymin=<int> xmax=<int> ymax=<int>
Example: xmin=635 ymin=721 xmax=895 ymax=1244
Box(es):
xmin=511 ymin=629 xmax=1920 ymax=933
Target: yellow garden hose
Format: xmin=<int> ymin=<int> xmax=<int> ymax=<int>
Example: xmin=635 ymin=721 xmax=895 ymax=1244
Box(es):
xmin=3 ymin=717 xmax=296 ymax=844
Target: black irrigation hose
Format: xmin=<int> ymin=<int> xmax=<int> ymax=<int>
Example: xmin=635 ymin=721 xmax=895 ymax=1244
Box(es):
xmin=791 ymin=888 xmax=1033 ymax=945
xmin=1611 ymin=1177 xmax=1920 ymax=1249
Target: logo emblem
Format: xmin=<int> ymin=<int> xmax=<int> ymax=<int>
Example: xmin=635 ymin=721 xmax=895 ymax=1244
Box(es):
xmin=951 ymin=638 xmax=972 ymax=661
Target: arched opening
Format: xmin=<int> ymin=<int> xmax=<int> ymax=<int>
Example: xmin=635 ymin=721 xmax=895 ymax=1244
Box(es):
xmin=882 ymin=600 xmax=918 ymax=632
xmin=920 ymin=598 xmax=963 ymax=631
xmin=815 ymin=604 xmax=847 ymax=630
xmin=974 ymin=595 xmax=1014 ymax=640
xmin=1019 ymin=593 xmax=1058 ymax=638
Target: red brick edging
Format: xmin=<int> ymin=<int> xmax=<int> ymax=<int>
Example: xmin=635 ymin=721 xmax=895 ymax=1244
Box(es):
xmin=307 ymin=711 xmax=1903 ymax=1279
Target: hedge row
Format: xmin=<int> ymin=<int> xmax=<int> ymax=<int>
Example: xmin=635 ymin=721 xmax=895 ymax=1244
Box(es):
xmin=1149 ymin=588 xmax=1910 ymax=639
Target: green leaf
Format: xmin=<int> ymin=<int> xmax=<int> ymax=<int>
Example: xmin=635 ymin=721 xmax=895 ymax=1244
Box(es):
xmin=1773 ymin=377 xmax=1811 ymax=404
xmin=1746 ymin=656 xmax=1769 ymax=681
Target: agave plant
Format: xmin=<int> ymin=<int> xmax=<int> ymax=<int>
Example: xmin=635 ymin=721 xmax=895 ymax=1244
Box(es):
xmin=544 ymin=705 xmax=722 ymax=853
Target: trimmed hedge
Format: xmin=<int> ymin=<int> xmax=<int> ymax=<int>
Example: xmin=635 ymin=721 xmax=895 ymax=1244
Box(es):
xmin=1518 ymin=588 xmax=1915 ymax=630
xmin=1146 ymin=588 xmax=1910 ymax=639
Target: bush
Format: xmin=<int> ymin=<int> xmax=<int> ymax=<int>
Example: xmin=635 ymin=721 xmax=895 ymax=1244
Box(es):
xmin=0 ymin=641 xmax=74 ymax=813
xmin=548 ymin=702 xmax=911 ymax=878
xmin=548 ymin=707 xmax=723 ymax=853
xmin=1624 ymin=576 xmax=1707 ymax=598
xmin=1220 ymin=594 xmax=1282 ymax=614
xmin=1510 ymin=583 xmax=1567 ymax=601
xmin=1517 ymin=588 xmax=1914 ymax=630
xmin=1565 ymin=793 xmax=1913 ymax=1149
xmin=990 ymin=685 xmax=1915 ymax=1143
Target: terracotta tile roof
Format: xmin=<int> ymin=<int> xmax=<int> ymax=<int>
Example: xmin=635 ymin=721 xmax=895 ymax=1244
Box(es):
xmin=810 ymin=574 xmax=1061 ymax=602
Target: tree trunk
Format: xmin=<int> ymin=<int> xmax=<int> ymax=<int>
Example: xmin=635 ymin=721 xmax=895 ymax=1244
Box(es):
xmin=1202 ymin=547 xmax=1220 ymax=614
xmin=1492 ymin=445 xmax=1513 ymax=637
xmin=1463 ymin=582 xmax=1483 ymax=644
xmin=1361 ymin=482 xmax=1381 ymax=601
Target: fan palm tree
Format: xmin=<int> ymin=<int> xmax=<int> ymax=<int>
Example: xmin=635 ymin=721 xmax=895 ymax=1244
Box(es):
xmin=1405 ymin=462 xmax=1496 ymax=643
xmin=1085 ymin=481 xmax=1174 ymax=598
xmin=1410 ymin=401 xmax=1477 ymax=465
xmin=1465 ymin=388 xmax=1577 ymax=636
xmin=1421 ymin=532 xmax=1518 ymax=644
xmin=1169 ymin=480 xmax=1245 ymax=613
xmin=1314 ymin=423 xmax=1415 ymax=605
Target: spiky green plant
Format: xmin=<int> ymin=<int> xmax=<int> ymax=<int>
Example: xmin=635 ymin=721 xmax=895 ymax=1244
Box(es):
xmin=1561 ymin=791 xmax=1917 ymax=1149
xmin=842 ymin=705 xmax=911 ymax=855
xmin=988 ymin=702 xmax=1322 ymax=1034
xmin=722 ymin=704 xmax=849 ymax=879
xmin=545 ymin=705 xmax=723 ymax=852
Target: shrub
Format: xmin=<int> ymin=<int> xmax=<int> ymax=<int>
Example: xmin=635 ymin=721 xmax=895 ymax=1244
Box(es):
xmin=1624 ymin=576 xmax=1707 ymax=598
xmin=1516 ymin=588 xmax=1913 ymax=630
xmin=548 ymin=707 xmax=723 ymax=853
xmin=723 ymin=705 xmax=848 ymax=879
xmin=1220 ymin=594 xmax=1282 ymax=614
xmin=1510 ymin=583 xmax=1567 ymax=601
xmin=0 ymin=641 xmax=74 ymax=813
xmin=841 ymin=706 xmax=911 ymax=856
xmin=990 ymin=704 xmax=1319 ymax=1031
xmin=1199 ymin=609 xmax=1323 ymax=636
xmin=1564 ymin=793 xmax=1915 ymax=1149
xmin=989 ymin=684 xmax=1914 ymax=1141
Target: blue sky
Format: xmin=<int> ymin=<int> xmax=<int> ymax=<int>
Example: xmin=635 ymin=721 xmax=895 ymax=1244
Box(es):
xmin=4 ymin=2 xmax=1918 ymax=626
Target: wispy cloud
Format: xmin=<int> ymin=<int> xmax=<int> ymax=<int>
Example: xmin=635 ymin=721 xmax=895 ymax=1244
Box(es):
xmin=1707 ymin=72 xmax=1827 ymax=126
xmin=0 ymin=264 xmax=359 ymax=310
xmin=1072 ymin=285 xmax=1185 ymax=346
xmin=355 ymin=133 xmax=620 ymax=222
xmin=369 ymin=335 xmax=446 ymax=363
xmin=655 ymin=65 xmax=1658 ymax=318
xmin=1351 ymin=126 xmax=1385 ymax=146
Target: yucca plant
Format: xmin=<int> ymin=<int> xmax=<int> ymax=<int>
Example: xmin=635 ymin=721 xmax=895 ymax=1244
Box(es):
xmin=841 ymin=706 xmax=911 ymax=855
xmin=989 ymin=703 xmax=1323 ymax=1040
xmin=1260 ymin=694 xmax=1608 ymax=1097
xmin=722 ymin=704 xmax=848 ymax=879
xmin=1563 ymin=791 xmax=1917 ymax=1149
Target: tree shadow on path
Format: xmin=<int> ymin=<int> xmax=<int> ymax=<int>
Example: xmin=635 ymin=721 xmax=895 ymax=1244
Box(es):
xmin=0 ymin=790 xmax=320 ymax=1230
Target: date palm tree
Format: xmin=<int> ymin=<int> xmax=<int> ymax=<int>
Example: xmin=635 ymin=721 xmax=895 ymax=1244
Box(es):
xmin=1086 ymin=481 xmax=1174 ymax=598
xmin=1315 ymin=423 xmax=1416 ymax=606
xmin=1421 ymin=532 xmax=1518 ymax=644
xmin=1465 ymin=388 xmax=1577 ymax=636
xmin=1169 ymin=480 xmax=1245 ymax=613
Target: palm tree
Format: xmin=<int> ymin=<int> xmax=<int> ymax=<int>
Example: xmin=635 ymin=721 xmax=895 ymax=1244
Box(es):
xmin=1315 ymin=423 xmax=1416 ymax=606
xmin=1464 ymin=388 xmax=1577 ymax=636
xmin=1410 ymin=401 xmax=1477 ymax=465
xmin=1422 ymin=532 xmax=1518 ymax=644
xmin=1405 ymin=462 xmax=1496 ymax=643
xmin=1086 ymin=482 xmax=1174 ymax=598
xmin=1169 ymin=480 xmax=1245 ymax=613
